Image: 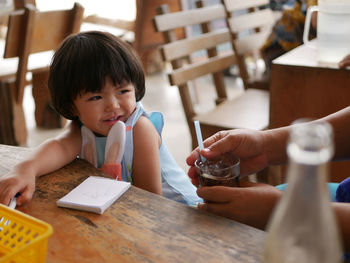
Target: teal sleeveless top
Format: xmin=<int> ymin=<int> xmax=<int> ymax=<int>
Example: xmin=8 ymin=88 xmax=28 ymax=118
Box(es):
xmin=90 ymin=102 xmax=201 ymax=206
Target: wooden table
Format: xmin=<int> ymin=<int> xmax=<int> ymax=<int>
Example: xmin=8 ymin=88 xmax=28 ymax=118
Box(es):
xmin=270 ymin=43 xmax=350 ymax=183
xmin=0 ymin=144 xmax=266 ymax=262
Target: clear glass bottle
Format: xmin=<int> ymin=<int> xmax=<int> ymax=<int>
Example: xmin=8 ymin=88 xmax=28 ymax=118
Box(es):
xmin=264 ymin=120 xmax=342 ymax=263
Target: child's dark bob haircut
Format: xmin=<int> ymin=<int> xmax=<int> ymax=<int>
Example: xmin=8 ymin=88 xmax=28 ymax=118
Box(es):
xmin=48 ymin=31 xmax=145 ymax=120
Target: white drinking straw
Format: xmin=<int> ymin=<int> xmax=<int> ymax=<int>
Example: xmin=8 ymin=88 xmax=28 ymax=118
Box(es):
xmin=194 ymin=120 xmax=206 ymax=162
xmin=9 ymin=196 xmax=17 ymax=209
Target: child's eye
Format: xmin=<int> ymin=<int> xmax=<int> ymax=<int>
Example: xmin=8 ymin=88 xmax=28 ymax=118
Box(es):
xmin=88 ymin=95 xmax=102 ymax=101
xmin=117 ymin=89 xmax=129 ymax=95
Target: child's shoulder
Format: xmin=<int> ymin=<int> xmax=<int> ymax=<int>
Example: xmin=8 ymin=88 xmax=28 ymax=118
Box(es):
xmin=133 ymin=116 xmax=161 ymax=146
xmin=134 ymin=115 xmax=158 ymax=134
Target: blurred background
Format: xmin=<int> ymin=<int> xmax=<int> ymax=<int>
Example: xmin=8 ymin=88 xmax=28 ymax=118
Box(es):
xmin=1 ymin=0 xmax=252 ymax=171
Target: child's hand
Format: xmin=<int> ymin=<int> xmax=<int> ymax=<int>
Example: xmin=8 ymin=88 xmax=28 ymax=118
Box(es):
xmin=0 ymin=171 xmax=36 ymax=206
xmin=339 ymin=54 xmax=350 ymax=68
xmin=196 ymin=181 xmax=282 ymax=230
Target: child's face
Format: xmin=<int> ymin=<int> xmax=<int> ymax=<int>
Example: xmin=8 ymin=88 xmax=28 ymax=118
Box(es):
xmin=73 ymin=77 xmax=136 ymax=136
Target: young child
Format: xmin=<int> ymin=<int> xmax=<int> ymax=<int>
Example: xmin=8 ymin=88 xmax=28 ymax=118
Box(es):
xmin=0 ymin=31 xmax=201 ymax=207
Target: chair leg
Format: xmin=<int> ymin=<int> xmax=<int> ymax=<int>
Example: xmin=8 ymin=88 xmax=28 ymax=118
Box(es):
xmin=0 ymin=81 xmax=27 ymax=145
xmin=32 ymin=71 xmax=66 ymax=128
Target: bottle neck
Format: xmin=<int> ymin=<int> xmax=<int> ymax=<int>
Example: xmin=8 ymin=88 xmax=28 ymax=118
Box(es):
xmin=284 ymin=120 xmax=333 ymax=200
xmin=286 ymin=159 xmax=329 ymax=201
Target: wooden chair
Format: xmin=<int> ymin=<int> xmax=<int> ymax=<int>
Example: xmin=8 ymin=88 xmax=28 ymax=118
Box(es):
xmin=222 ymin=0 xmax=275 ymax=90
xmin=13 ymin=0 xmax=36 ymax=9
xmin=153 ymin=2 xmax=269 ymax=150
xmin=0 ymin=3 xmax=84 ymax=145
xmin=82 ymin=0 xmax=183 ymax=74
xmin=0 ymin=0 xmax=36 ymax=38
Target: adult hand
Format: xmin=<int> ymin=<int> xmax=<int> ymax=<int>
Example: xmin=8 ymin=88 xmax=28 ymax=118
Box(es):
xmin=186 ymin=129 xmax=269 ymax=186
xmin=339 ymin=54 xmax=350 ymax=69
xmin=197 ymin=181 xmax=282 ymax=230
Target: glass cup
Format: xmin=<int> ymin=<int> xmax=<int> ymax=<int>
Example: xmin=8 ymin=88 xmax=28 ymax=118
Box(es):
xmin=194 ymin=153 xmax=240 ymax=187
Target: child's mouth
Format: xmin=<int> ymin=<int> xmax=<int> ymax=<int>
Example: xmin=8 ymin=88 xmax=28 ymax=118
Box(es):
xmin=104 ymin=116 xmax=122 ymax=124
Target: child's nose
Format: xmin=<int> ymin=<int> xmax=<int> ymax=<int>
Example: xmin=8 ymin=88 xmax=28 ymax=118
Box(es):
xmin=105 ymin=96 xmax=120 ymax=112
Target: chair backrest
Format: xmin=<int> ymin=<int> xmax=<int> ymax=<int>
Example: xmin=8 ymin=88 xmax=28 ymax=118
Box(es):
xmin=4 ymin=3 xmax=84 ymax=104
xmin=153 ymin=1 xmax=237 ymax=147
xmin=83 ymin=15 xmax=135 ymax=32
xmin=13 ymin=0 xmax=36 ymax=9
xmin=222 ymin=0 xmax=274 ymax=88
xmin=82 ymin=0 xmax=183 ymax=74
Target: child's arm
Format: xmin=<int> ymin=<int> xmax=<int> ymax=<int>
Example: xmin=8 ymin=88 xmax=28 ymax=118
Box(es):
xmin=0 ymin=121 xmax=82 ymax=206
xmin=132 ymin=116 xmax=162 ymax=195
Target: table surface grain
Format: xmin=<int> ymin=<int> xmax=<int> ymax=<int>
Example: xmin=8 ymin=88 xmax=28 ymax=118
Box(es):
xmin=0 ymin=144 xmax=266 ymax=263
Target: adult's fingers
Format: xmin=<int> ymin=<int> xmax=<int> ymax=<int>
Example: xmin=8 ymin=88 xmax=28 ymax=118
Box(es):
xmin=201 ymin=131 xmax=227 ymax=148
xmin=191 ymin=177 xmax=199 ymax=187
xmin=186 ymin=148 xmax=200 ymax=166
xmin=197 ymin=186 xmax=237 ymax=203
xmin=202 ymin=131 xmax=231 ymax=155
xmin=197 ymin=202 xmax=237 ymax=221
xmin=187 ymin=166 xmax=199 ymax=187
xmin=201 ymin=130 xmax=246 ymax=160
xmin=197 ymin=181 xmax=266 ymax=203
xmin=187 ymin=130 xmax=238 ymax=164
xmin=187 ymin=165 xmax=196 ymax=178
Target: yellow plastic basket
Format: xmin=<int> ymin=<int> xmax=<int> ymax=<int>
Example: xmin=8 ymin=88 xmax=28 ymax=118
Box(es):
xmin=0 ymin=204 xmax=53 ymax=263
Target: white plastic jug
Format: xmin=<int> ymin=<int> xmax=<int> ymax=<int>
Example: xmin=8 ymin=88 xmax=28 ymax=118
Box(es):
xmin=303 ymin=0 xmax=350 ymax=64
